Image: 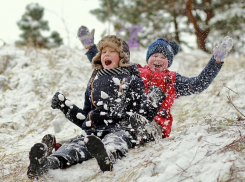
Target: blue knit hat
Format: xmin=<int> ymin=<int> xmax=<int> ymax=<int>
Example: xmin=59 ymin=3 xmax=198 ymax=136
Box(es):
xmin=146 ymin=38 xmax=180 ymax=67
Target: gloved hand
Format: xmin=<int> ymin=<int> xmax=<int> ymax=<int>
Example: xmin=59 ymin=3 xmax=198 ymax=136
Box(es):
xmin=213 ymin=36 xmax=233 ymax=62
xmin=77 ymin=25 xmax=95 ymax=49
xmin=148 ymin=86 xmax=166 ymax=108
xmin=51 ymin=92 xmax=67 ymax=109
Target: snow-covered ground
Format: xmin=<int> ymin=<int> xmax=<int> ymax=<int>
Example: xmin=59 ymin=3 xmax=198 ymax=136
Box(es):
xmin=0 ymin=44 xmax=245 ymax=182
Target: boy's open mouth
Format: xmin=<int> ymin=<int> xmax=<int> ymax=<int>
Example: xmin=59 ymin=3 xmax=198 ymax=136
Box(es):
xmin=154 ymin=64 xmax=162 ymax=68
xmin=105 ymin=60 xmax=112 ymax=66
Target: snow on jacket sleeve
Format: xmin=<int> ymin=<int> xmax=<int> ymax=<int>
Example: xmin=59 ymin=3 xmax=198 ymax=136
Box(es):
xmin=85 ymin=44 xmax=98 ymax=63
xmin=64 ymin=86 xmax=93 ymax=128
xmin=175 ymin=56 xmax=223 ymax=97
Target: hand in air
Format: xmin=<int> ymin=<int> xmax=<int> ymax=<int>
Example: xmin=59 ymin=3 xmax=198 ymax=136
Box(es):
xmin=77 ymin=25 xmax=95 ymax=49
xmin=213 ymin=36 xmax=233 ymax=62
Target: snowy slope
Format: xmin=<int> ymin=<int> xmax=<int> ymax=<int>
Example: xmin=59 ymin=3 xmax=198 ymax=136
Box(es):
xmin=0 ymin=45 xmax=245 ymax=182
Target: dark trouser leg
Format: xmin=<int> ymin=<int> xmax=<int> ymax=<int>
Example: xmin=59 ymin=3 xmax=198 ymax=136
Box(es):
xmin=84 ymin=130 xmax=132 ymax=172
xmin=102 ymin=130 xmax=133 ymax=163
xmin=50 ymin=136 xmax=92 ymax=168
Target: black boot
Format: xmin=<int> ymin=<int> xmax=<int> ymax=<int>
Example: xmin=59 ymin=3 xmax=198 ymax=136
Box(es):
xmin=85 ymin=135 xmax=113 ymax=172
xmin=41 ymin=134 xmax=62 ymax=156
xmin=149 ymin=120 xmax=163 ymax=141
xmin=129 ymin=114 xmax=152 ymax=145
xmin=27 ymin=143 xmax=60 ymax=180
xmin=146 ymin=86 xmax=166 ymax=121
xmin=130 ymin=114 xmax=164 ymax=145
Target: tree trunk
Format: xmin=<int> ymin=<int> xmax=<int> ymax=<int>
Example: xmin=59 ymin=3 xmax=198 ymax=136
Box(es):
xmin=173 ymin=11 xmax=180 ymax=43
xmin=186 ymin=0 xmax=211 ymax=52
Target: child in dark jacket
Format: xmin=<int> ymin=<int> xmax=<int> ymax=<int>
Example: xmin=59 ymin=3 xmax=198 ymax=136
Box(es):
xmin=27 ymin=35 xmax=165 ymax=180
xmin=79 ymin=26 xmax=233 ymax=138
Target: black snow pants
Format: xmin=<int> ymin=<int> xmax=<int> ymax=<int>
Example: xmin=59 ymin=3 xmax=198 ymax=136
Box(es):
xmin=50 ymin=130 xmax=134 ymax=168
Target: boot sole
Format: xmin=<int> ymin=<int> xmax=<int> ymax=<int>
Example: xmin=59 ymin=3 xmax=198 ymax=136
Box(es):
xmin=41 ymin=134 xmax=55 ymax=156
xmin=130 ymin=114 xmax=150 ymax=141
xmin=27 ymin=143 xmax=48 ymax=179
xmin=85 ymin=135 xmax=113 ymax=172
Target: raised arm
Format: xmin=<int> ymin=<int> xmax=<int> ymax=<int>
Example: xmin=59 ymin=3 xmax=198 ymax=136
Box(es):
xmin=175 ymin=56 xmax=223 ymax=97
xmin=77 ymin=25 xmax=98 ymax=62
xmin=175 ymin=36 xmax=233 ymax=97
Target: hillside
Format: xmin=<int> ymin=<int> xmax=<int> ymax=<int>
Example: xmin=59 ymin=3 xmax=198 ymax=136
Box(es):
xmin=0 ymin=45 xmax=245 ymax=182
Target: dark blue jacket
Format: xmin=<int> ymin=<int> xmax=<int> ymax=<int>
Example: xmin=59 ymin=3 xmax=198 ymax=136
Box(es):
xmin=64 ymin=64 xmax=147 ymax=136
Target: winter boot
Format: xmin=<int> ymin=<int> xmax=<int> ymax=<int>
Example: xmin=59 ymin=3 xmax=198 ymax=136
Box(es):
xmin=146 ymin=86 xmax=166 ymax=121
xmin=41 ymin=134 xmax=62 ymax=156
xmin=85 ymin=135 xmax=113 ymax=172
xmin=150 ymin=120 xmax=163 ymax=141
xmin=129 ymin=114 xmax=152 ymax=145
xmin=27 ymin=143 xmax=60 ymax=180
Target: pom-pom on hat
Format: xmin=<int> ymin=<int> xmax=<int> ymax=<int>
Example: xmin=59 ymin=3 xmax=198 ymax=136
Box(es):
xmin=146 ymin=38 xmax=180 ymax=67
xmin=92 ymin=35 xmax=131 ymax=69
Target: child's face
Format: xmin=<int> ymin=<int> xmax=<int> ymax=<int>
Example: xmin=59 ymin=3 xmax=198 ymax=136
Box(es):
xmin=101 ymin=46 xmax=120 ymax=69
xmin=148 ymin=53 xmax=168 ymax=72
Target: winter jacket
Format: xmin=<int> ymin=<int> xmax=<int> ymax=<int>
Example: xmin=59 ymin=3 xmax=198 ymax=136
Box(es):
xmin=63 ymin=64 xmax=147 ymax=137
xmin=86 ymin=45 xmax=223 ymax=138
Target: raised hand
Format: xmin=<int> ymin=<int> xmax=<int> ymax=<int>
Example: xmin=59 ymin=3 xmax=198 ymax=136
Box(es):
xmin=77 ymin=25 xmax=95 ymax=49
xmin=213 ymin=36 xmax=233 ymax=62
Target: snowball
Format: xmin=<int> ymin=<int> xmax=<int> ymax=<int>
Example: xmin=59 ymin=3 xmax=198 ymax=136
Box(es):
xmin=76 ymin=113 xmax=85 ymax=120
xmin=65 ymin=100 xmax=73 ymax=107
xmin=86 ymin=121 xmax=92 ymax=127
xmin=101 ymin=91 xmax=109 ymax=99
xmin=97 ymin=132 xmax=102 ymax=137
xmin=121 ymin=84 xmax=127 ymax=89
xmin=115 ymin=98 xmax=121 ymax=102
xmin=112 ymin=77 xmax=120 ymax=85
xmin=52 ymin=119 xmax=62 ymax=133
xmin=81 ymin=130 xmax=87 ymax=137
xmin=139 ymin=109 xmax=144 ymax=113
xmin=104 ymin=104 xmax=108 ymax=110
xmin=100 ymin=111 xmax=107 ymax=115
xmin=58 ymin=94 xmax=65 ymax=101
xmin=126 ymin=111 xmax=133 ymax=116
xmin=133 ymin=102 xmax=136 ymax=106
xmin=131 ymin=140 xmax=136 ymax=143
xmin=118 ymin=92 xmax=122 ymax=96
xmin=164 ymin=120 xmax=169 ymax=126
xmin=97 ymin=101 xmax=103 ymax=106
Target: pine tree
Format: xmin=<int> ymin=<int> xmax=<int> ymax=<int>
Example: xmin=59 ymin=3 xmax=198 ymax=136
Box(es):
xmin=46 ymin=31 xmax=63 ymax=48
xmin=16 ymin=3 xmax=63 ymax=48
